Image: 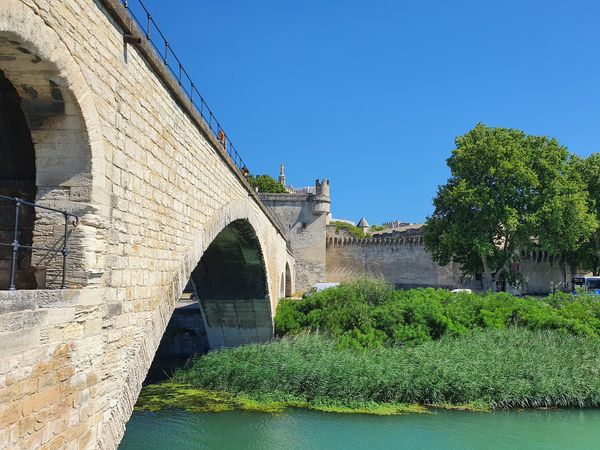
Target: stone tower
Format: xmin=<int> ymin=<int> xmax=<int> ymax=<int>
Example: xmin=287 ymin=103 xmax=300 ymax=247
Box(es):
xmin=279 ymin=163 xmax=286 ymax=186
xmin=314 ymin=178 xmax=331 ymax=224
xmin=258 ymin=177 xmax=332 ymax=292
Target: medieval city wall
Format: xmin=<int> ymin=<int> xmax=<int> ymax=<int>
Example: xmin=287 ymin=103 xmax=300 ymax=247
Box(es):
xmin=326 ymin=228 xmax=478 ymax=290
xmin=326 ymin=227 xmax=568 ymax=294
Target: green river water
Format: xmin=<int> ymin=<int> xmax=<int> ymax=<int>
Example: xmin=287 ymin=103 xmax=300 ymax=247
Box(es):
xmin=119 ymin=408 xmax=600 ymax=449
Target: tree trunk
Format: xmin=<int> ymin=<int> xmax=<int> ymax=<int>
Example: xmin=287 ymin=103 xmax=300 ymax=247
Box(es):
xmin=560 ymin=258 xmax=565 ymax=290
xmin=481 ymin=255 xmax=495 ymax=292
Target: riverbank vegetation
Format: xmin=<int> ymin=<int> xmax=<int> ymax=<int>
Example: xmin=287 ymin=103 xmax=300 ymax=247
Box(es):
xmin=139 ymin=279 xmax=600 ymax=414
xmin=173 ymin=329 xmax=600 ymax=410
xmin=276 ymin=278 xmax=600 ymax=349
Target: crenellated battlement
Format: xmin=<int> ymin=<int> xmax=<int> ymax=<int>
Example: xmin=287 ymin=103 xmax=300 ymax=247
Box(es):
xmin=326 ymin=226 xmax=425 ymax=248
xmin=326 ymin=226 xmax=560 ymax=265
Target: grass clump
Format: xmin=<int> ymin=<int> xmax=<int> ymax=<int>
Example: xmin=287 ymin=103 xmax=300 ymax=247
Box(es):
xmin=275 ymin=278 xmax=600 ymax=349
xmin=173 ymin=329 xmax=600 ymax=410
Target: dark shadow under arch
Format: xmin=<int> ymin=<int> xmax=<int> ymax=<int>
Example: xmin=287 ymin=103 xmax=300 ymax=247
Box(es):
xmin=0 ymin=69 xmax=37 ymax=289
xmin=190 ymin=219 xmax=272 ymax=349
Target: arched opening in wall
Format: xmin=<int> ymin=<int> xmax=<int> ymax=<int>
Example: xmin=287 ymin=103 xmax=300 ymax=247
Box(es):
xmin=145 ymin=219 xmax=272 ymax=381
xmin=191 ymin=219 xmax=272 ymax=349
xmin=0 ymin=34 xmax=95 ymax=289
xmin=0 ymin=70 xmax=37 ymax=289
xmin=285 ymin=262 xmax=292 ymax=297
xmin=280 ymin=273 xmax=285 ymax=298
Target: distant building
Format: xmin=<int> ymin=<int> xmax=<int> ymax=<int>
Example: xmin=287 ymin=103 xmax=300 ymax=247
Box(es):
xmin=357 ymin=217 xmax=370 ymax=234
xmin=382 ymin=220 xmax=415 ymax=229
xmin=278 ymin=162 xmax=286 ymax=186
xmin=259 ymin=177 xmax=330 ymax=292
xmin=264 ymin=167 xmax=571 ymax=295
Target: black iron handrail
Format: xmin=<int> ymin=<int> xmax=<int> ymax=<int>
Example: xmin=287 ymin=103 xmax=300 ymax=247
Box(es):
xmin=0 ymin=194 xmax=79 ymax=290
xmin=121 ymin=0 xmax=249 ymax=173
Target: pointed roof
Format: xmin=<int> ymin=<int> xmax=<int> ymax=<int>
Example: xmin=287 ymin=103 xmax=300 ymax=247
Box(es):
xmin=357 ymin=217 xmax=369 ymax=228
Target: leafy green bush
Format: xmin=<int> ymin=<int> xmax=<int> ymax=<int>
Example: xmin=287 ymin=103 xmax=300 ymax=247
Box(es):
xmin=275 ymin=278 xmax=600 ymax=348
xmin=174 ymin=329 xmax=600 ymax=409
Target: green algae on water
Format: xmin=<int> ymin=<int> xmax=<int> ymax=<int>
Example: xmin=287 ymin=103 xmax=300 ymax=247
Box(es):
xmin=134 ymin=383 xmax=239 ymax=413
xmin=134 ymin=382 xmax=428 ymax=415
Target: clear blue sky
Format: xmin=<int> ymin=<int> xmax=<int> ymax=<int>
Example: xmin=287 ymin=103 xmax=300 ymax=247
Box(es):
xmin=131 ymin=0 xmax=600 ymax=224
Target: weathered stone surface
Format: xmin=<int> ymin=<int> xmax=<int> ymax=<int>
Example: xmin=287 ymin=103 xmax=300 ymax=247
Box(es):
xmin=0 ymin=1 xmax=295 ymax=449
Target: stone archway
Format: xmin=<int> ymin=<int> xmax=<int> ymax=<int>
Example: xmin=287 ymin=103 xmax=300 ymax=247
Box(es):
xmin=190 ymin=219 xmax=272 ymax=349
xmin=285 ymin=262 xmax=293 ymax=297
xmin=0 ymin=69 xmax=37 ymax=288
xmin=0 ymin=0 xmax=108 ymax=289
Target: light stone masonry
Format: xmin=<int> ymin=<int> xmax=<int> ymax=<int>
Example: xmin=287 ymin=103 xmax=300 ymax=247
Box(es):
xmin=0 ymin=1 xmax=295 ymax=449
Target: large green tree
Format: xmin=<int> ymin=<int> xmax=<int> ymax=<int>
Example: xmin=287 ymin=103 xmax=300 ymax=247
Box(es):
xmin=424 ymin=124 xmax=596 ymax=291
xmin=567 ymin=154 xmax=600 ymax=275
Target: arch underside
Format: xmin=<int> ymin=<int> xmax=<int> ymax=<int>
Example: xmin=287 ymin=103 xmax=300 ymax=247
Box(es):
xmin=191 ymin=219 xmax=273 ymax=349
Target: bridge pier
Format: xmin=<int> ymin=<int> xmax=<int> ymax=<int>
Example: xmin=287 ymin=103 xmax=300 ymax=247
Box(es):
xmin=198 ymin=298 xmax=273 ymax=349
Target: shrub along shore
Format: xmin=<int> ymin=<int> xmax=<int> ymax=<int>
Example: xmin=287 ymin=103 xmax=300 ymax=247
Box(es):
xmin=138 ymin=279 xmax=600 ymax=414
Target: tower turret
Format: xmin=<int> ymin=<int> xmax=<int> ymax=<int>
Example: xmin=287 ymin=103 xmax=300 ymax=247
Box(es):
xmin=312 ymin=178 xmax=331 ymax=224
xmin=279 ymin=163 xmax=286 ymax=186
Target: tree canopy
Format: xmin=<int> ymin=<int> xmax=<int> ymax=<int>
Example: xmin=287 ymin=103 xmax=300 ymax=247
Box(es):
xmin=424 ymin=124 xmax=597 ymax=291
xmin=567 ymin=154 xmax=600 ymax=275
xmin=247 ymin=174 xmax=287 ymax=193
xmin=331 ymin=221 xmax=370 ymax=239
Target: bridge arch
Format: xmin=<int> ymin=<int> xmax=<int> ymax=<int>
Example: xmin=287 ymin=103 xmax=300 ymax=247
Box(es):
xmin=190 ymin=218 xmax=272 ymax=349
xmin=280 ymin=272 xmax=285 ymax=298
xmin=0 ymin=0 xmax=108 ymax=288
xmin=162 ymin=198 xmax=288 ymax=351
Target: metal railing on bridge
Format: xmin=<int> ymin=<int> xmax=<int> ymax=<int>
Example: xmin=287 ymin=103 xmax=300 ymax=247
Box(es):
xmin=121 ymin=0 xmax=248 ymax=173
xmin=119 ymin=0 xmax=293 ymax=249
xmin=0 ymin=195 xmax=79 ymax=290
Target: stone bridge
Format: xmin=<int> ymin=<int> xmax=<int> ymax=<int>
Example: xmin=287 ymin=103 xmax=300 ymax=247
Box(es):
xmin=0 ymin=1 xmax=295 ymax=448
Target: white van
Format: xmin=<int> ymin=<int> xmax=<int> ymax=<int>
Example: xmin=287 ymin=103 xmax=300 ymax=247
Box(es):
xmin=571 ymin=276 xmax=600 ymax=294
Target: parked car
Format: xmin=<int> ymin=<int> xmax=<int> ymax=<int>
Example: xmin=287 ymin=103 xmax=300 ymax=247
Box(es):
xmin=450 ymin=288 xmax=473 ymax=294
